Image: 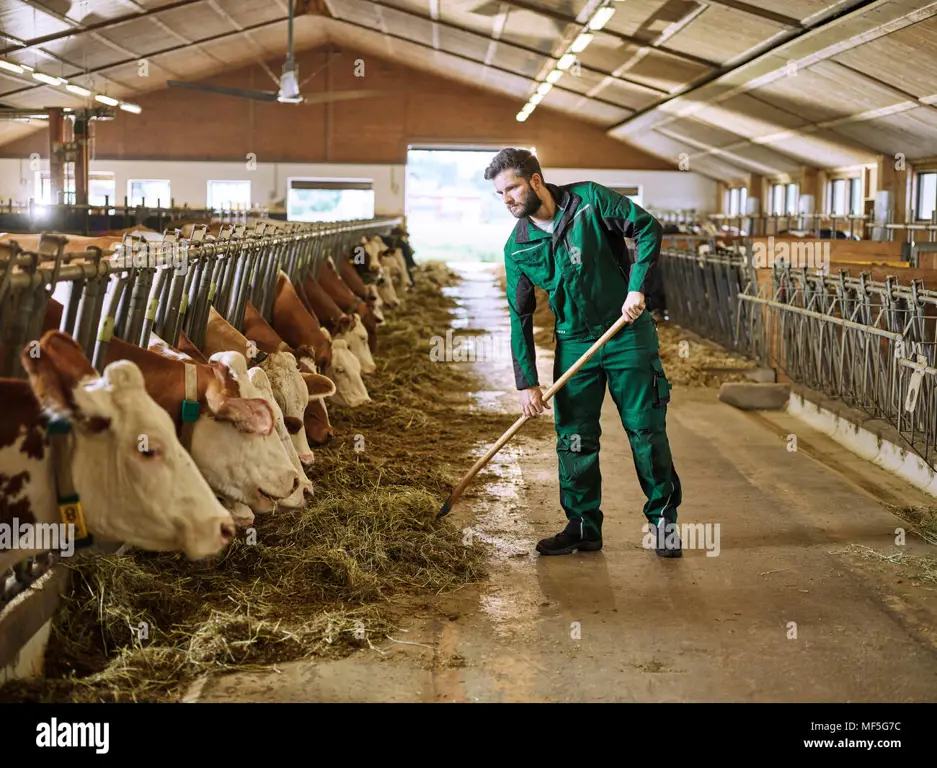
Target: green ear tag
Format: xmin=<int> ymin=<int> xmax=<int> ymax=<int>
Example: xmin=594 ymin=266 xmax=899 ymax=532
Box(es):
xmin=181 ymin=399 xmax=199 ymax=422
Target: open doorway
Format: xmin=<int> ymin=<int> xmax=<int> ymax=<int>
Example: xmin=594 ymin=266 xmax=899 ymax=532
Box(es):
xmin=405 ymin=147 xmax=529 ymax=264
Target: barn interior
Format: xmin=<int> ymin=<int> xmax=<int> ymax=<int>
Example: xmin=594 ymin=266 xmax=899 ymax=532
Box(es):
xmin=1 ymin=0 xmax=937 ymax=711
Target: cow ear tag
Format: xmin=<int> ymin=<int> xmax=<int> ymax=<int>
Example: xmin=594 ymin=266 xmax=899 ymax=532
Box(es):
xmin=46 ymin=414 xmax=94 ymax=550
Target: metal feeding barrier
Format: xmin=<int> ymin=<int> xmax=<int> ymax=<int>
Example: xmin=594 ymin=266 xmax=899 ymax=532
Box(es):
xmin=0 ymin=215 xmax=400 ymax=621
xmin=660 ymin=233 xmax=937 ymax=472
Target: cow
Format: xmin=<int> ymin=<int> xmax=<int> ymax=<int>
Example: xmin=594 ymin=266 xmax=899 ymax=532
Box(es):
xmin=145 ymin=333 xmax=257 ymax=529
xmin=200 ymin=305 xmax=329 ymax=466
xmin=292 ymin=277 xmax=375 ymax=375
xmin=102 ymin=335 xmax=302 ymax=514
xmin=242 ymin=301 xmax=337 ymax=446
xmin=271 ymin=271 xmax=371 ymax=408
xmin=314 ymin=258 xmax=381 ymax=354
xmin=1 ymin=330 xmax=236 ymax=574
xmin=148 ymin=331 xmax=313 ymax=512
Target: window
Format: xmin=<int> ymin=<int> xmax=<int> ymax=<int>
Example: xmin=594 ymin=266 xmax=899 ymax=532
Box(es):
xmin=208 ymin=180 xmax=251 ymax=211
xmin=829 ymin=177 xmax=863 ymax=216
xmin=770 ymin=182 xmax=798 ymax=215
xmin=89 ymin=172 xmax=116 ymax=206
xmin=611 ymin=186 xmax=642 ymax=207
xmin=916 ymin=172 xmax=937 ymax=221
xmin=850 ymin=177 xmax=862 ymax=215
xmin=128 ymin=179 xmax=171 ymax=207
xmin=287 ymin=179 xmax=374 ymax=222
xmin=726 ymin=187 xmax=748 ymax=216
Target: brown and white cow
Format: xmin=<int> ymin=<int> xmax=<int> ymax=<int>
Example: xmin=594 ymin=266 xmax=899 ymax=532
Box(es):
xmin=314 ymin=259 xmax=381 ymax=354
xmin=292 ymin=276 xmax=375 ymax=375
xmin=1 ymin=331 xmax=236 ymax=573
xmin=242 ymin=301 xmax=337 ymax=446
xmin=201 ymin=306 xmax=323 ymax=466
xmin=103 ymin=335 xmax=301 ymax=513
xmin=272 ymin=272 xmax=371 ymax=408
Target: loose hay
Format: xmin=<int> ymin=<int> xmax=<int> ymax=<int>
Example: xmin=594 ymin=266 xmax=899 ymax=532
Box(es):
xmin=0 ymin=263 xmax=517 ymax=704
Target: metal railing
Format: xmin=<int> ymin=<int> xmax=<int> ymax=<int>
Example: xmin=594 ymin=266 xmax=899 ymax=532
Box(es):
xmin=0 ymin=214 xmax=400 ymax=615
xmin=661 ymin=234 xmax=937 ymax=470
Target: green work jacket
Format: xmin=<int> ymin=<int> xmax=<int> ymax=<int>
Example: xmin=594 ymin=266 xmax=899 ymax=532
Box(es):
xmin=502 ymin=180 xmax=663 ymax=390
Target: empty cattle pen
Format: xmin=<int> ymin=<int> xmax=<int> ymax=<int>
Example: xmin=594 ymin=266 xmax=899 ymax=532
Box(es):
xmin=2 ymin=0 xmax=937 ymax=748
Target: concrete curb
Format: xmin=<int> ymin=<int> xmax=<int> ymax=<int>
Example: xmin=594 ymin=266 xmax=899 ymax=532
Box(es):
xmin=785 ymin=390 xmax=937 ymax=498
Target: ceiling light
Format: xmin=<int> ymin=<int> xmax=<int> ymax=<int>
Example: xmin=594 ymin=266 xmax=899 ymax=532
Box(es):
xmin=557 ymin=53 xmax=577 ymax=70
xmin=546 ymin=69 xmax=563 ymax=84
xmin=66 ymin=84 xmax=91 ymax=97
xmin=95 ymin=94 xmax=119 ymax=106
xmin=570 ymin=33 xmax=593 ymax=53
xmin=536 ymin=82 xmax=552 ymax=96
xmin=516 ymin=110 xmax=529 ymax=122
xmin=119 ymin=102 xmax=141 ymax=114
xmin=32 ymin=72 xmax=63 ymax=86
xmin=588 ymin=7 xmax=615 ymax=30
xmin=522 ymin=101 xmax=535 ymax=112
xmin=0 ymin=60 xmax=24 ymax=74
xmin=529 ymin=93 xmax=543 ymax=105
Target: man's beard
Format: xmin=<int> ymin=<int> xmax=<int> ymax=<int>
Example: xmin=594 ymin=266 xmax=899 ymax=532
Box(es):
xmin=509 ymin=186 xmax=542 ymax=219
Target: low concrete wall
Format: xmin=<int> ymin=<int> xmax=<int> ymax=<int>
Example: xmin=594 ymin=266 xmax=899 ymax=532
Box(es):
xmin=786 ymin=385 xmax=937 ymax=498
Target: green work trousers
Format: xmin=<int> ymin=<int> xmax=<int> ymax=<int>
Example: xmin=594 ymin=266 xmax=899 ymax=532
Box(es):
xmin=552 ymin=311 xmax=681 ymax=540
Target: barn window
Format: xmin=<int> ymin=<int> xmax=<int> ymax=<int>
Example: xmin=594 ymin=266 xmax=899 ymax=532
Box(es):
xmin=128 ymin=179 xmax=171 ymax=207
xmin=287 ymin=179 xmax=374 ymax=221
xmin=208 ymin=180 xmax=251 ymax=211
xmin=915 ymin=172 xmax=937 ymax=221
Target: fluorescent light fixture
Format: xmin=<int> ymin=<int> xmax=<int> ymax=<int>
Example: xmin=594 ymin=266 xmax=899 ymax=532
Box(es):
xmin=119 ymin=102 xmax=142 ymax=114
xmin=588 ymin=7 xmax=615 ymax=30
xmin=32 ymin=71 xmax=63 ymax=86
xmin=516 ymin=110 xmax=529 ymax=122
xmin=0 ymin=60 xmax=24 ymax=74
xmin=536 ymin=82 xmax=552 ymax=96
xmin=557 ymin=53 xmax=577 ymax=70
xmin=529 ymin=93 xmax=543 ymax=105
xmin=95 ymin=94 xmax=119 ymax=106
xmin=570 ymin=33 xmax=593 ymax=52
xmin=66 ymin=84 xmax=91 ymax=96
xmin=546 ymin=69 xmax=563 ymax=84
xmin=20 ymin=64 xmax=33 ymax=71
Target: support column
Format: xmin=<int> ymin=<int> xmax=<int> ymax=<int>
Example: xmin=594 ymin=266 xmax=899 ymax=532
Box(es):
xmin=48 ymin=108 xmax=65 ymax=205
xmin=73 ymin=112 xmax=90 ymax=207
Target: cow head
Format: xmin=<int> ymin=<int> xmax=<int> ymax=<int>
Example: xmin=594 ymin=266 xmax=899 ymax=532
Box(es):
xmin=246 ymin=365 xmax=314 ymax=507
xmin=327 ymin=339 xmax=370 ymax=407
xmin=18 ymin=331 xmax=236 ymax=561
xmin=200 ymin=350 xmax=302 ymax=513
xmin=334 ymin=313 xmax=376 ymax=374
xmin=376 ymin=259 xmax=400 ymax=308
xmin=259 ymin=350 xmax=319 ymax=466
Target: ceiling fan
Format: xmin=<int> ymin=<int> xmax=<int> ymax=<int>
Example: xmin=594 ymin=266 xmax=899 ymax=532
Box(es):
xmin=166 ymin=1 xmax=392 ymax=105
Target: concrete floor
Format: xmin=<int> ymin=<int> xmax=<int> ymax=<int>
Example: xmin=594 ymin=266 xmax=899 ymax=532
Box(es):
xmin=189 ymin=262 xmax=937 ymax=703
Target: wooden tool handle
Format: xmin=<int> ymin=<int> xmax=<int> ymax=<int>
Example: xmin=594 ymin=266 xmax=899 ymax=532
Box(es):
xmin=438 ymin=313 xmax=632 ymax=517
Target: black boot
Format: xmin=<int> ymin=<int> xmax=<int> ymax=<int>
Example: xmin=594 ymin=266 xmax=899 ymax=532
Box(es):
xmin=536 ymin=518 xmax=602 ymax=556
xmin=650 ymin=515 xmax=682 ymax=558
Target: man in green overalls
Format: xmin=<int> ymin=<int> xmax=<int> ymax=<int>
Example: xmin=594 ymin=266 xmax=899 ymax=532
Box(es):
xmin=484 ymin=148 xmax=683 ymax=557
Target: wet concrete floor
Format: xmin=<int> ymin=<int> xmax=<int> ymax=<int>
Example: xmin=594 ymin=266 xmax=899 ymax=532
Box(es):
xmin=188 ymin=261 xmax=937 ymax=702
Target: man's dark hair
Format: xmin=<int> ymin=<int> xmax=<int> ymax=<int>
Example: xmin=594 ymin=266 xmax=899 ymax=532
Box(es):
xmin=484 ymin=148 xmax=543 ymax=183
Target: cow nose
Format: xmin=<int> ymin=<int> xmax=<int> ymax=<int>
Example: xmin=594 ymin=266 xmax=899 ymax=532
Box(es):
xmin=220 ymin=520 xmax=235 ymax=545
xmin=290 ymin=475 xmax=300 ymax=494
